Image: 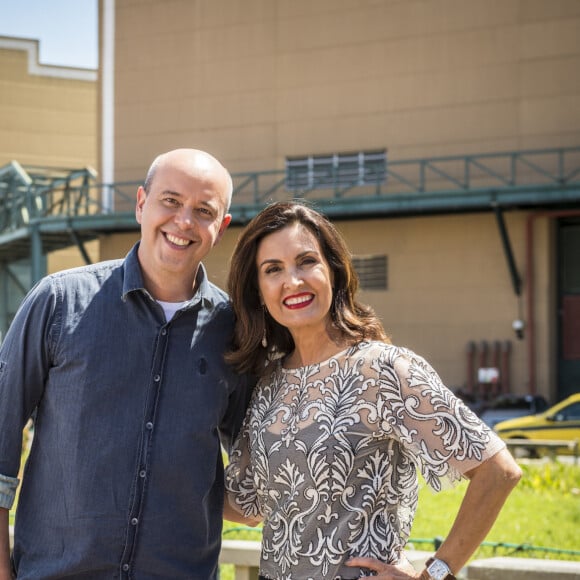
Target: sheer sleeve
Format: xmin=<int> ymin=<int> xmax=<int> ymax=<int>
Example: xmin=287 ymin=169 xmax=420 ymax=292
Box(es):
xmin=224 ymin=390 xmax=263 ymax=520
xmin=371 ymin=345 xmax=505 ymax=491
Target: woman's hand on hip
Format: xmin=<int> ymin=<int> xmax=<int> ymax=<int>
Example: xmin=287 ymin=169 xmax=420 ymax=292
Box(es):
xmin=345 ymin=554 xmax=422 ymax=579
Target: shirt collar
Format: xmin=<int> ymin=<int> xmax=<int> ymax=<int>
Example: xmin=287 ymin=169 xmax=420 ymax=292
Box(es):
xmin=121 ymin=242 xmax=215 ymax=309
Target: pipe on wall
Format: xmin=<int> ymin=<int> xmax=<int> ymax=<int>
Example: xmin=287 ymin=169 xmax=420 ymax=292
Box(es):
xmin=101 ymin=0 xmax=115 ymax=211
xmin=501 ymin=340 xmax=512 ymax=395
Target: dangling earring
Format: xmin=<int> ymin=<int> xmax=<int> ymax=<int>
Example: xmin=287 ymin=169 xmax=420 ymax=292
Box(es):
xmin=261 ymin=306 xmax=268 ymax=348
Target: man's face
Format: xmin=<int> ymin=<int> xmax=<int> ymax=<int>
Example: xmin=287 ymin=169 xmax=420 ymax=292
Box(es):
xmin=135 ymin=154 xmax=232 ymax=287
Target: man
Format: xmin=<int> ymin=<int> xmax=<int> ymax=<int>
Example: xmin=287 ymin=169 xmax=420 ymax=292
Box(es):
xmin=0 ymin=149 xmax=253 ymax=579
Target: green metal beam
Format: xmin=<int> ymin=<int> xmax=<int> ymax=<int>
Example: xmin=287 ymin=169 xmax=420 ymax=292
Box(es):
xmin=30 ymin=225 xmax=46 ymax=284
xmin=67 ymin=224 xmax=93 ymax=265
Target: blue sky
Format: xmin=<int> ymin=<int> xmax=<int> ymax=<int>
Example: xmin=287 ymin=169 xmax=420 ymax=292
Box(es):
xmin=0 ymin=0 xmax=98 ymax=69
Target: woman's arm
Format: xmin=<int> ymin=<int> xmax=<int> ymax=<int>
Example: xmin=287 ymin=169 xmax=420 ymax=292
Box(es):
xmin=223 ymin=495 xmax=262 ymax=527
xmin=425 ymin=448 xmax=522 ymax=575
xmin=346 ymin=448 xmax=522 ymax=579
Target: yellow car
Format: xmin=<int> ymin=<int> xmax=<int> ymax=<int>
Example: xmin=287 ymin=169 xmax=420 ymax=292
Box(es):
xmin=494 ymin=393 xmax=580 ymax=455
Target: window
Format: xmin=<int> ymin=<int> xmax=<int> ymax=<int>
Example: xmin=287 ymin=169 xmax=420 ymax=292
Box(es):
xmin=286 ymin=150 xmax=387 ymax=191
xmin=352 ymin=254 xmax=388 ymax=290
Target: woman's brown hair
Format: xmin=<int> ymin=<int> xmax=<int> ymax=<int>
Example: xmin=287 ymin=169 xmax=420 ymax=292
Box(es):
xmin=226 ymin=201 xmax=389 ymax=374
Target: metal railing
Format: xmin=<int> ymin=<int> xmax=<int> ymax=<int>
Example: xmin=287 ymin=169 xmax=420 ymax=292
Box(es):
xmin=229 ymin=146 xmax=580 ymax=206
xmin=0 ymin=162 xmax=102 ymax=233
xmin=1 ymin=147 xmax=579 ymax=237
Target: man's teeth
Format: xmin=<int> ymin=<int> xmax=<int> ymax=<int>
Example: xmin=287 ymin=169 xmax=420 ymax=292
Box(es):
xmin=166 ymin=233 xmax=190 ymax=246
xmin=285 ymin=295 xmax=312 ymax=306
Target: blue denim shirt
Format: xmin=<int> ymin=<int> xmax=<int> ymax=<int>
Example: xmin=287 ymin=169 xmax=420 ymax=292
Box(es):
xmin=0 ymin=243 xmax=253 ymax=579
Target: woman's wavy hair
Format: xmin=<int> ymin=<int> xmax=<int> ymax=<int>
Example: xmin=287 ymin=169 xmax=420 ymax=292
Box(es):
xmin=225 ymin=200 xmax=390 ymax=375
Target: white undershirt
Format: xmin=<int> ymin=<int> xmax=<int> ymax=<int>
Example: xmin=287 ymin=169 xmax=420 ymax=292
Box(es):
xmin=157 ymin=300 xmax=188 ymax=321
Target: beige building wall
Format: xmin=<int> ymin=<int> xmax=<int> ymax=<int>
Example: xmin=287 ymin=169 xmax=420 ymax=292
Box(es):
xmin=112 ymin=0 xmax=580 ymax=179
xmin=0 ymin=36 xmax=97 ymax=168
xmin=0 ymin=36 xmax=99 ymax=270
xmin=105 ymin=0 xmax=580 ymax=399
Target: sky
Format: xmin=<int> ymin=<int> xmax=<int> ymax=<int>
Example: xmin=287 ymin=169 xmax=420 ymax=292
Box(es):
xmin=0 ymin=0 xmax=98 ymax=69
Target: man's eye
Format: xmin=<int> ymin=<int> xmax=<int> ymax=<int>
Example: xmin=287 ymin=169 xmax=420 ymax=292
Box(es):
xmin=164 ymin=198 xmax=179 ymax=206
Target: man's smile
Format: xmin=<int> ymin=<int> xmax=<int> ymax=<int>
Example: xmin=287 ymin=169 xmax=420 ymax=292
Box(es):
xmin=164 ymin=232 xmax=192 ymax=247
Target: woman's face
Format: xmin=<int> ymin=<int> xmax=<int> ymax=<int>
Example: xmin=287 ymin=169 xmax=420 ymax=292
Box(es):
xmin=256 ymin=222 xmax=334 ymax=339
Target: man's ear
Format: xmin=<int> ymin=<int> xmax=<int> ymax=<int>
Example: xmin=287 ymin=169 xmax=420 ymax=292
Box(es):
xmin=135 ymin=186 xmax=146 ymax=224
xmin=214 ymin=213 xmax=232 ymax=245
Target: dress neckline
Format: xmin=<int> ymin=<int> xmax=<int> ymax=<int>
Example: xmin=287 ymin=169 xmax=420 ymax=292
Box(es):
xmin=279 ymin=345 xmax=355 ymax=372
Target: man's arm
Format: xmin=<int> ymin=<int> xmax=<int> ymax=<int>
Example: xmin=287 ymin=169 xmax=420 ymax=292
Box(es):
xmin=0 ymin=508 xmax=12 ymax=580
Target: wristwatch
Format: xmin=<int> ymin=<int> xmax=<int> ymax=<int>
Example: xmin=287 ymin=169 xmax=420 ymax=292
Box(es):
xmin=423 ymin=557 xmax=457 ymax=580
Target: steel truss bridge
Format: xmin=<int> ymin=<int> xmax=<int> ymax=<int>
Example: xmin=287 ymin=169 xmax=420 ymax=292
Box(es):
xmin=1 ymin=146 xmax=579 ymax=332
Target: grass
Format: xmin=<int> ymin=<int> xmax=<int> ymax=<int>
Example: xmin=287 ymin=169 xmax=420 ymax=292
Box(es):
xmin=410 ymin=462 xmax=580 ymax=560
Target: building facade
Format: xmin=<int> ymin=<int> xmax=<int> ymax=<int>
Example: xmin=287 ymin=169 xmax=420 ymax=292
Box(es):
xmin=2 ymin=2 xmax=579 ymax=403
xmin=95 ymin=0 xmax=580 ymax=402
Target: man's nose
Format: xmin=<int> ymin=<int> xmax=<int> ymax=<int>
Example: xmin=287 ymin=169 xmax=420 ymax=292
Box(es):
xmin=175 ymin=207 xmax=194 ymax=229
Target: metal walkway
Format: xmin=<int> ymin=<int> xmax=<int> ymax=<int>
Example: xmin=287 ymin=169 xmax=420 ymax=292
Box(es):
xmin=1 ymin=146 xmax=579 ymax=330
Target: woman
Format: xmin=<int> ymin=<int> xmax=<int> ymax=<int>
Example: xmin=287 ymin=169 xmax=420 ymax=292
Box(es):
xmin=224 ymin=201 xmax=521 ymax=580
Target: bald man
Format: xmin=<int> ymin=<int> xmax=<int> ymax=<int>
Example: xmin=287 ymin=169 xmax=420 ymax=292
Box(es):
xmin=0 ymin=149 xmax=253 ymax=579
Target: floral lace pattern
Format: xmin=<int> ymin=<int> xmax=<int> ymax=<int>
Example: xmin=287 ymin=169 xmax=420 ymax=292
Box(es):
xmin=225 ymin=342 xmax=504 ymax=579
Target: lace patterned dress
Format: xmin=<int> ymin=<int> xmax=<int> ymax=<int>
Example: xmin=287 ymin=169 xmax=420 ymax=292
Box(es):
xmin=225 ymin=342 xmax=504 ymax=580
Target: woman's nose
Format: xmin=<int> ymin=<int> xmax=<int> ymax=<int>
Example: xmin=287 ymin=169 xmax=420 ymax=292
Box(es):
xmin=283 ymin=268 xmax=303 ymax=288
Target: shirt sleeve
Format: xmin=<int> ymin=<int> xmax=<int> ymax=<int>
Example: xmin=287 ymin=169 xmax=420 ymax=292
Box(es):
xmin=0 ymin=277 xmax=58 ymax=487
xmin=0 ymin=474 xmax=19 ymax=509
xmin=373 ymin=345 xmax=505 ymax=492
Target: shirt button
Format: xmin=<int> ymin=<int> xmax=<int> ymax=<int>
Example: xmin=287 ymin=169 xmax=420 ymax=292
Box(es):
xmin=139 ymin=470 xmax=146 ymax=478
xmin=146 ymin=422 xmax=153 ymax=430
xmin=154 ymin=374 xmax=161 ymax=382
xmin=122 ymin=564 xmax=129 ymax=571
xmin=161 ymin=328 xmax=167 ymax=335
xmin=131 ymin=518 xmax=138 ymax=525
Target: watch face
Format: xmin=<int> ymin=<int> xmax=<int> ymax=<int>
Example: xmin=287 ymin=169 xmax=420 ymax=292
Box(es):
xmin=427 ymin=559 xmax=450 ymax=580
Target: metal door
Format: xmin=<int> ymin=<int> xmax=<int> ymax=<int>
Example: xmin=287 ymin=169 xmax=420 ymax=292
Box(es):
xmin=558 ymin=219 xmax=580 ymax=399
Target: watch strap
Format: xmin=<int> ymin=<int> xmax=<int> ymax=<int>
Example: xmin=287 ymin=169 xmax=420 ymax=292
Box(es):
xmin=424 ymin=557 xmax=457 ymax=580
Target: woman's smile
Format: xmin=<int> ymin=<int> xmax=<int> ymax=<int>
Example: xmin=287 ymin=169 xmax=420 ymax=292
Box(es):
xmin=283 ymin=292 xmax=314 ymax=309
